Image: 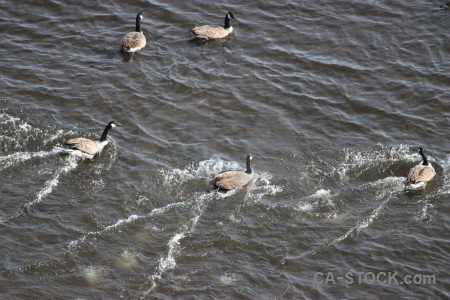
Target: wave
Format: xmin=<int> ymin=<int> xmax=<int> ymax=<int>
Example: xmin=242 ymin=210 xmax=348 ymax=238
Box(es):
xmin=295 ymin=176 xmax=404 ymax=259
xmin=1 ymin=155 xmax=79 ymax=223
xmin=142 ymin=158 xmax=282 ymax=294
xmin=26 ymin=155 xmax=78 ymax=208
xmin=160 ymin=155 xmax=241 ymax=187
xmin=144 ymin=193 xmax=211 ymax=295
xmin=0 ymin=149 xmax=61 ymax=170
xmin=68 ymin=200 xmax=190 ymax=252
xmin=333 ymin=144 xmax=417 ymax=183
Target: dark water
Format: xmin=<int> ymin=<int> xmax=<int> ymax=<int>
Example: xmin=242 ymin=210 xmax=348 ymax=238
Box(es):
xmin=1 ymin=0 xmax=449 ymax=299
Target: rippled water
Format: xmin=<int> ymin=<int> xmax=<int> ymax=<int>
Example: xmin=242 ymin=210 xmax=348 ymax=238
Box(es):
xmin=1 ymin=0 xmax=449 ymax=299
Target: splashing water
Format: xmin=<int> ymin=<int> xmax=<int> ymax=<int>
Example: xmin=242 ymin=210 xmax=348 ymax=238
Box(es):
xmin=302 ymin=176 xmax=404 ymax=258
xmin=25 ymin=156 xmax=79 ymax=208
xmin=160 ymin=155 xmax=241 ymax=187
xmin=144 ymin=193 xmax=211 ymax=294
xmin=1 ymin=155 xmax=79 ymax=223
xmin=333 ymin=145 xmax=418 ymax=183
xmin=68 ymin=201 xmax=190 ymax=252
xmin=143 ymin=158 xmax=282 ymax=294
xmin=0 ymin=148 xmax=63 ymax=171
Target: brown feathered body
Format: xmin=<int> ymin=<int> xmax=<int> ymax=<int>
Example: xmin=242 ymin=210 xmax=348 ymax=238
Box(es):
xmin=64 ymin=138 xmax=108 ymax=159
xmin=191 ymin=25 xmax=233 ymax=39
xmin=62 ymin=121 xmax=120 ymax=160
xmin=210 ymin=170 xmax=254 ymax=191
xmin=407 ymin=164 xmax=436 ymax=184
xmin=121 ymin=31 xmax=146 ymax=53
xmin=406 ymin=147 xmax=436 ymax=188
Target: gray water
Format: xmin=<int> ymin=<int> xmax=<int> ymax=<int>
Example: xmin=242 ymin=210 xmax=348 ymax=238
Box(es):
xmin=1 ymin=0 xmax=449 ymax=299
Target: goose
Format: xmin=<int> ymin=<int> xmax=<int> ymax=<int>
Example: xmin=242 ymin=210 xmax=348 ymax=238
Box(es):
xmin=191 ymin=12 xmax=236 ymax=40
xmin=121 ymin=12 xmax=146 ymax=53
xmin=406 ymin=147 xmax=436 ymax=188
xmin=440 ymin=2 xmax=450 ymax=10
xmin=210 ymin=154 xmax=254 ymax=192
xmin=63 ymin=121 xmax=122 ymax=159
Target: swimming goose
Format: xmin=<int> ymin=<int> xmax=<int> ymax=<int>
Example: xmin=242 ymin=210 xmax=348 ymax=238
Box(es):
xmin=121 ymin=12 xmax=146 ymax=52
xmin=63 ymin=121 xmax=122 ymax=159
xmin=210 ymin=154 xmax=254 ymax=192
xmin=406 ymin=147 xmax=436 ymax=188
xmin=191 ymin=12 xmax=236 ymax=40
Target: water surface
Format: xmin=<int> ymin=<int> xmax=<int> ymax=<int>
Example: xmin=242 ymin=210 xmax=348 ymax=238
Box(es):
xmin=1 ymin=0 xmax=449 ymax=298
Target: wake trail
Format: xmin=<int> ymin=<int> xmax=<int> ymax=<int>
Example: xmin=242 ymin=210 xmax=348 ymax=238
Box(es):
xmin=144 ymin=193 xmax=212 ymax=295
xmin=1 ymin=155 xmax=79 ymax=223
xmin=0 ymin=148 xmax=65 ymax=171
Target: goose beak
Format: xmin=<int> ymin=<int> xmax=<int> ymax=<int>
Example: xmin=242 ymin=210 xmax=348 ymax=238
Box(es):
xmin=115 ymin=122 xmax=123 ymax=127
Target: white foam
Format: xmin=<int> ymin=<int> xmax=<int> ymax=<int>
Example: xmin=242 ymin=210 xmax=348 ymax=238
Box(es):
xmin=82 ymin=266 xmax=104 ymax=285
xmin=24 ymin=156 xmax=78 ymax=209
xmin=0 ymin=112 xmax=42 ymax=135
xmin=18 ymin=123 xmax=31 ymax=131
xmin=334 ymin=145 xmax=417 ymax=183
xmin=114 ymin=250 xmax=138 ymax=268
xmin=159 ymin=156 xmax=282 ymax=202
xmin=160 ymin=156 xmax=241 ymax=187
xmin=243 ymin=171 xmax=283 ymax=203
xmin=297 ymin=202 xmax=314 ymax=213
xmin=440 ymin=155 xmax=450 ymax=194
xmin=0 ymin=113 xmax=21 ymax=125
xmin=330 ymin=176 xmax=402 ymax=244
xmin=1 ymin=155 xmax=79 ymax=223
xmin=312 ymin=189 xmax=331 ymax=197
xmin=144 ymin=194 xmax=211 ymax=294
xmin=104 ymin=214 xmax=139 ymax=230
xmin=68 ymin=200 xmax=189 ymax=252
xmin=405 ymin=181 xmax=426 ymax=190
xmin=0 ymin=149 xmax=61 ymax=170
xmin=43 ymin=129 xmax=67 ymax=144
xmin=219 ymin=273 xmax=240 ymax=285
xmin=415 ymin=201 xmax=433 ymax=221
xmin=296 ymin=189 xmax=335 ymax=216
xmin=147 ymin=231 xmax=185 ymax=293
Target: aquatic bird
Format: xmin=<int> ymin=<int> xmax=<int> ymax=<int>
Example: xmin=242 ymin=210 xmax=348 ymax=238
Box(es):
xmin=210 ymin=154 xmax=254 ymax=192
xmin=121 ymin=12 xmax=146 ymax=53
xmin=439 ymin=2 xmax=450 ymax=10
xmin=406 ymin=147 xmax=436 ymax=188
xmin=63 ymin=121 xmax=122 ymax=159
xmin=191 ymin=12 xmax=236 ymax=40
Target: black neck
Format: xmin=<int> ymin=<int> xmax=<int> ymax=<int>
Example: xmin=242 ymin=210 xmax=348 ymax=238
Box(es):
xmin=224 ymin=15 xmax=231 ymax=29
xmin=246 ymin=156 xmax=252 ymax=174
xmin=419 ymin=149 xmax=429 ymax=166
xmin=135 ymin=16 xmax=141 ymax=32
xmin=100 ymin=124 xmax=112 ymax=142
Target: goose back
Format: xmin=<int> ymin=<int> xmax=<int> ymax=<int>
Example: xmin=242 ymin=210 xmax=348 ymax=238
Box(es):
xmin=121 ymin=32 xmax=146 ymax=52
xmin=191 ymin=25 xmax=233 ymax=39
xmin=211 ymin=170 xmax=254 ymax=190
xmin=407 ymin=164 xmax=436 ymax=184
xmin=64 ymin=138 xmax=107 ymax=156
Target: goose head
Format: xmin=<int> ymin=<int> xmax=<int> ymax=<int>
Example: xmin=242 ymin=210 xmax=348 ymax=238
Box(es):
xmin=227 ymin=12 xmax=236 ymax=20
xmin=109 ymin=120 xmax=122 ymax=128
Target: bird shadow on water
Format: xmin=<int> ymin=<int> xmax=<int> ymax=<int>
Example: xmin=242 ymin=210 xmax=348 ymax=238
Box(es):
xmin=188 ymin=35 xmax=235 ymax=56
xmin=120 ymin=50 xmax=137 ymax=62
